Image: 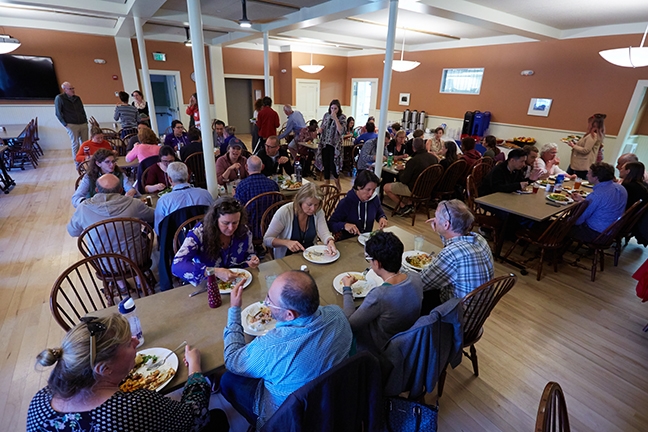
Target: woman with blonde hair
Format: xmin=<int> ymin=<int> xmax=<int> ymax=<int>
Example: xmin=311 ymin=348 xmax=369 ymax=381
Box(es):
xmin=125 ymin=127 xmax=161 ymax=164
xmin=264 ymin=183 xmax=336 ymax=258
xmin=567 ymin=113 xmax=606 ymax=179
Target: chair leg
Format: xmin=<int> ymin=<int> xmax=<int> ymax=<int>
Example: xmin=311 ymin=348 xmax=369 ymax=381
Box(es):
xmin=437 ymin=368 xmax=447 ymax=397
xmin=591 ymin=249 xmax=598 ymax=281
xmin=502 ymin=238 xmax=520 ymax=260
xmin=391 ymin=197 xmax=403 ymax=217
xmin=469 ymin=344 xmax=479 ymax=376
xmin=536 ymin=248 xmax=545 ymax=281
xmin=614 ymin=240 xmax=621 ymax=267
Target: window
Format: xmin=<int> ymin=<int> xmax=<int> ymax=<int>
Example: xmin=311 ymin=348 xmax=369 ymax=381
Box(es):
xmin=440 ymin=68 xmax=484 ymax=95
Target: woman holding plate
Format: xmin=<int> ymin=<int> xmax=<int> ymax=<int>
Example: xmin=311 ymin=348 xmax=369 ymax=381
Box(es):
xmin=341 ymin=231 xmax=423 ymax=354
xmin=264 ymin=183 xmax=336 ymax=259
xmin=27 ymin=314 xmax=229 ymax=432
xmin=172 ymin=197 xmax=259 ymax=286
xmin=566 ymin=113 xmax=605 ymax=179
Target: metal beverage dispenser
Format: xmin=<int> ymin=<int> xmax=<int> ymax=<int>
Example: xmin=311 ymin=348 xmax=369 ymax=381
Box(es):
xmin=402 ymin=110 xmax=411 ymax=130
xmin=416 ymin=111 xmax=427 ymax=131
xmin=409 ymin=110 xmax=418 ymax=130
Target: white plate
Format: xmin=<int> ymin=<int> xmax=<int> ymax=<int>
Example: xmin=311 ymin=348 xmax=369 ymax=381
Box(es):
xmin=358 ymin=233 xmax=371 ymax=246
xmin=241 ymin=302 xmax=277 ymax=336
xmin=120 ymin=347 xmax=178 ymax=392
xmin=402 ymin=250 xmax=434 ymax=271
xmin=303 ymin=245 xmax=340 ymax=264
xmin=218 ymin=269 xmax=253 ymax=294
xmin=280 ymin=177 xmax=310 ymax=191
xmin=546 ymin=193 xmax=574 ymax=205
xmin=333 ymin=270 xmax=384 ymax=298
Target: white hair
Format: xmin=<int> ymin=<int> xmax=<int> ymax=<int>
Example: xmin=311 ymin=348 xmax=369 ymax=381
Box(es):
xmin=540 ymin=142 xmax=558 ymax=155
xmin=166 ymin=162 xmax=188 ymax=183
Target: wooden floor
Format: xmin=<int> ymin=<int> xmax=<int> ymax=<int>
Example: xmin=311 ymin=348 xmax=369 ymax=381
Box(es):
xmin=2 ymin=145 xmax=648 ymax=431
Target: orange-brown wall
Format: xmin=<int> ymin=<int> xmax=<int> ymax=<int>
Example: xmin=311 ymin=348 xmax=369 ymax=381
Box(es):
xmin=0 ymin=27 xmax=123 ymax=104
xmin=348 ymin=34 xmax=648 ymax=135
xmin=291 ymin=52 xmax=349 ymax=106
xmin=277 ymin=52 xmax=292 ymax=104
xmin=222 ymin=48 xmax=281 ymax=101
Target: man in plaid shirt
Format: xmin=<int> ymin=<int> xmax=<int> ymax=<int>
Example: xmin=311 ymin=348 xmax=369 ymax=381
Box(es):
xmin=234 ymin=155 xmax=280 ymax=205
xmin=420 ymin=199 xmax=494 ymax=311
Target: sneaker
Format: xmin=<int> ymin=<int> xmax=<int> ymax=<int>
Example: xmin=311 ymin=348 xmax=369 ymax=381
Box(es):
xmin=399 ymin=205 xmax=413 ymax=216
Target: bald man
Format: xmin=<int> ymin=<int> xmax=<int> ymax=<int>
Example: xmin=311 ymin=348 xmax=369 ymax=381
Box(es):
xmin=221 ymin=270 xmax=352 ymax=428
xmin=55 ymin=81 xmax=88 ymax=163
xmin=616 ymin=153 xmax=648 ymax=182
xmin=278 ymin=104 xmax=305 ymax=149
xmin=234 ymin=155 xmax=280 ymax=205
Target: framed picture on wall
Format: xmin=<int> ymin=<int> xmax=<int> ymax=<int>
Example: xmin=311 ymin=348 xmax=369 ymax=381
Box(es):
xmin=528 ymin=98 xmax=552 ymax=117
xmin=399 ymin=93 xmax=410 ymax=106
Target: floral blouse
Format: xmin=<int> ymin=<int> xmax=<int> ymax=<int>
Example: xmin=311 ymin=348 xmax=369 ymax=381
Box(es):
xmin=26 ymin=373 xmax=210 ymax=432
xmin=172 ymin=223 xmax=255 ymax=286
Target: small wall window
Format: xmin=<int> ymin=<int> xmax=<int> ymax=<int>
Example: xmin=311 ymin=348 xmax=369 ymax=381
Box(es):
xmin=440 ymin=68 xmax=484 ymax=95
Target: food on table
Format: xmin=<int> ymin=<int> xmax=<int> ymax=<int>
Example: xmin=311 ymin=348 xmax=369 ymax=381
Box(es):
xmin=120 ymin=359 xmax=176 ymax=392
xmin=157 ymin=187 xmax=172 ymax=197
xmin=247 ymin=305 xmax=275 ymax=332
xmin=513 ymin=136 xmax=536 ymax=143
xmin=283 ymin=179 xmax=303 ymax=190
xmin=406 ymin=253 xmax=433 ymax=268
xmin=276 ymin=175 xmax=285 ymax=183
xmin=217 ymin=273 xmax=247 ymax=292
xmin=548 ymin=193 xmax=570 ymax=202
xmin=561 ymin=135 xmax=582 ymax=143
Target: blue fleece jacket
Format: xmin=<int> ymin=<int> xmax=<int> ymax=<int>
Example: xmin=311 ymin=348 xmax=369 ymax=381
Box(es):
xmin=328 ymin=189 xmax=386 ymax=239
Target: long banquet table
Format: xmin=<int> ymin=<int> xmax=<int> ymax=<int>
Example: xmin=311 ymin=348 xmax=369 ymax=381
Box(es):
xmin=93 ymin=225 xmax=439 ymax=393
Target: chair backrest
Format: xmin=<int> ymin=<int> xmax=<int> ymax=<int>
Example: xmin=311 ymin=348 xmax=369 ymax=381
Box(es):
xmin=434 ymin=159 xmax=467 ymax=194
xmin=107 ymin=137 xmax=126 ymax=156
xmin=101 ymin=128 xmax=119 ymax=139
xmin=74 ymin=174 xmax=84 ymax=191
xmin=173 ymin=214 xmax=206 ymax=253
xmin=50 ymin=254 xmax=151 ymax=331
xmin=77 ymin=217 xmax=155 ymax=268
xmin=479 ymin=157 xmax=495 ymax=169
xmin=470 ymin=161 xmax=493 ymax=190
xmin=34 ymin=117 xmax=40 ymax=141
xmin=244 ymin=191 xmax=285 ymax=243
xmin=536 ymin=201 xmax=590 ymax=248
xmin=163 ymin=126 xmax=173 ymax=136
xmin=135 ymin=155 xmax=160 ymax=194
xmin=319 ymin=184 xmax=341 ymax=219
xmin=589 ymin=199 xmax=643 ymax=247
xmin=352 ymin=144 xmax=363 ymax=168
xmin=410 ymin=164 xmax=444 ymax=200
xmin=462 ymin=274 xmax=517 ymax=346
xmin=535 ymin=381 xmax=571 ymax=432
xmin=465 ymin=175 xmax=479 ymax=212
xmin=618 ymin=200 xmax=648 ymax=240
xmin=77 ymin=160 xmax=91 ymax=176
xmin=261 ymin=200 xmax=292 ymax=239
xmin=123 ymin=132 xmax=138 ymax=144
xmin=88 ymin=116 xmax=100 ymax=129
xmin=185 ymin=152 xmax=207 ymax=189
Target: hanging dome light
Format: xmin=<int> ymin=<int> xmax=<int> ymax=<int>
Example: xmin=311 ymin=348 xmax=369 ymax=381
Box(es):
xmin=0 ymin=34 xmax=21 ymax=54
xmin=599 ymin=23 xmax=648 ymax=68
xmin=387 ymin=30 xmax=420 ymax=72
xmin=298 ymin=52 xmax=325 ymax=74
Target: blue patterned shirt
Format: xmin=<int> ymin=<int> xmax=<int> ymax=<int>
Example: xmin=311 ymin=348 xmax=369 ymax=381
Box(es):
xmin=224 ymin=305 xmax=352 ymax=428
xmin=576 ymin=180 xmax=627 ymax=233
xmin=421 ymin=232 xmax=494 ymax=303
xmin=234 ymin=173 xmax=280 ymax=206
xmin=154 ymin=183 xmax=214 ymax=234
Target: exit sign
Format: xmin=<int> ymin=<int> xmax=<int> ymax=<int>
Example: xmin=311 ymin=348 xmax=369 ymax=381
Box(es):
xmin=152 ymin=52 xmax=166 ymax=61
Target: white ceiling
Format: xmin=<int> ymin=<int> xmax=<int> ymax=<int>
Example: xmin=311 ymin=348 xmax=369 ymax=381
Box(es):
xmin=0 ymin=0 xmax=646 ymax=55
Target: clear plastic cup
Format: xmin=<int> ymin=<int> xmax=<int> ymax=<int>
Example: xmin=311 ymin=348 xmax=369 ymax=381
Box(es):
xmin=574 ymin=178 xmax=582 ymax=190
xmin=414 ymin=235 xmax=424 ymax=251
xmin=532 ymin=183 xmax=539 ymax=194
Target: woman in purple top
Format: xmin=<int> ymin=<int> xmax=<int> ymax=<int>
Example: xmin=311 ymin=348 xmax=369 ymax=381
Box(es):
xmin=172 ymin=197 xmax=259 ymax=286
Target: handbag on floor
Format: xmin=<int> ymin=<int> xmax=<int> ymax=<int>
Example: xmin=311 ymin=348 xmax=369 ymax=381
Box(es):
xmin=385 ymin=397 xmax=438 ymax=432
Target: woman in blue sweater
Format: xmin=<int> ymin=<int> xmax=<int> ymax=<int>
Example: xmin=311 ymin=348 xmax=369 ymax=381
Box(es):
xmin=329 ymin=170 xmax=388 ymax=240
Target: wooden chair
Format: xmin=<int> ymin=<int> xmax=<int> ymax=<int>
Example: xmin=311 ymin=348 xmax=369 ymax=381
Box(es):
xmin=7 ymin=121 xmax=38 ymax=169
xmin=503 ymin=201 xmax=589 ymax=280
xmin=185 ymin=152 xmax=207 ymax=189
xmin=50 ymin=254 xmax=152 ymax=330
xmin=101 ymin=128 xmax=119 ymax=139
xmin=163 ymin=126 xmax=174 ymax=137
xmin=438 ymin=273 xmax=517 ymax=393
xmin=479 ymin=156 xmax=495 ymax=169
xmin=535 ymin=382 xmax=571 ymax=432
xmin=391 ymin=164 xmax=444 ymax=226
xmin=612 ymin=201 xmax=648 ymax=266
xmin=470 ymin=161 xmax=494 ymax=191
xmin=465 ymin=174 xmax=502 ymax=249
xmin=352 ymin=144 xmax=363 ymax=169
xmin=261 ymin=200 xmax=292 ymax=259
xmin=139 ymin=164 xmax=166 ymax=194
xmin=432 ymin=159 xmax=467 ymax=201
xmin=77 ymin=160 xmax=91 ymax=176
xmin=107 ymin=137 xmax=126 ymax=156
xmin=320 ymin=184 xmax=341 ymax=219
xmin=77 ymin=217 xmax=157 ymax=289
xmin=123 ymin=132 xmax=138 ymax=145
xmin=74 ymin=174 xmax=84 ymax=191
xmin=88 ymin=116 xmax=100 ymax=129
xmin=244 ymin=191 xmax=285 ymax=248
xmin=33 ymin=116 xmax=43 ymax=156
xmin=173 ymin=214 xmax=206 ymax=254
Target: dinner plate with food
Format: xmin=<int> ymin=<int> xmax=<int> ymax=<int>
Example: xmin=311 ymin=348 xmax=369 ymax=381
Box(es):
xmin=570 ymin=189 xmax=590 ymax=198
xmin=241 ymin=302 xmax=277 ymax=336
xmin=119 ymin=347 xmax=178 ymax=393
xmin=402 ymin=251 xmax=434 ymax=271
xmin=358 ymin=230 xmax=380 ymax=246
xmin=157 ymin=187 xmax=172 ymax=197
xmin=218 ymin=269 xmax=252 ymax=294
xmin=280 ymin=177 xmax=310 ymax=191
xmin=546 ymin=193 xmax=574 ymax=205
xmin=332 ymin=270 xmax=384 ymax=298
xmin=561 ymin=135 xmax=581 ymax=143
xmin=303 ymin=245 xmax=340 ymax=264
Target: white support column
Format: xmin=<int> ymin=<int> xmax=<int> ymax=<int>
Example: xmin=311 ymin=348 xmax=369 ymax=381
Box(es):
xmin=209 ymin=45 xmax=228 ymax=124
xmin=114 ymin=37 xmax=139 ymax=96
xmin=133 ymin=16 xmax=158 ymax=135
xmin=374 ymin=0 xmax=399 ymax=179
xmin=187 ymin=0 xmax=218 ymax=197
xmin=263 ymin=32 xmax=271 ymax=96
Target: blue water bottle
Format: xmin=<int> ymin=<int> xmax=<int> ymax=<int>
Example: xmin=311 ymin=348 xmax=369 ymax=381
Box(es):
xmin=555 ymin=174 xmax=565 ymax=192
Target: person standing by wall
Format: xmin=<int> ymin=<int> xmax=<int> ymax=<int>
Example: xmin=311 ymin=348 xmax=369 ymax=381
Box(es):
xmin=55 ymin=81 xmax=88 ymax=164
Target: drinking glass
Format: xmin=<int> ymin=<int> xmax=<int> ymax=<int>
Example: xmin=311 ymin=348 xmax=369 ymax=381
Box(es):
xmin=414 ymin=235 xmax=424 ymax=251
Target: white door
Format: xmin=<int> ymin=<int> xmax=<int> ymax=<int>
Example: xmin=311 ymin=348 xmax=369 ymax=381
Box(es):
xmin=351 ymin=78 xmax=379 ymax=127
xmin=296 ymin=79 xmax=320 ymax=122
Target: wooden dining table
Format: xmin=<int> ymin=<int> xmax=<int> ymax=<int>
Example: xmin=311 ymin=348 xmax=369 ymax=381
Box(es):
xmin=0 ymin=124 xmax=28 ymax=141
xmin=93 ymin=225 xmax=438 ymax=394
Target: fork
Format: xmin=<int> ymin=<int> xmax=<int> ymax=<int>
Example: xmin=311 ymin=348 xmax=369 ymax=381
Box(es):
xmin=146 ymin=341 xmax=187 ymax=371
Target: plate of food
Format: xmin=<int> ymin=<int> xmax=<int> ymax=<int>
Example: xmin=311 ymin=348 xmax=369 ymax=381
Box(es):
xmin=561 ymin=135 xmax=581 ymax=143
xmin=303 ymin=245 xmax=340 ymax=264
xmin=218 ymin=269 xmax=252 ymax=294
xmin=402 ymin=251 xmax=434 ymax=271
xmin=332 ymin=270 xmax=384 ymax=298
xmin=157 ymin=187 xmax=172 ymax=197
xmin=358 ymin=230 xmax=380 ymax=246
xmin=546 ymin=193 xmax=574 ymax=205
xmin=119 ymin=347 xmax=178 ymax=393
xmin=580 ymin=181 xmax=592 ymax=188
xmin=241 ymin=302 xmax=277 ymax=336
xmin=281 ymin=177 xmax=310 ymax=191
xmin=570 ymin=189 xmax=590 ymax=198
xmin=537 ymin=179 xmax=553 ymax=186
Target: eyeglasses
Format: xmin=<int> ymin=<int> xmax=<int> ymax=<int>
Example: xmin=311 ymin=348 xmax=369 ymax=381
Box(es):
xmin=263 ymin=293 xmax=287 ymax=311
xmin=80 ymin=316 xmax=107 ymax=367
xmin=442 ymin=202 xmax=452 ymax=226
xmin=160 ymin=159 xmax=174 ymax=165
xmin=364 ymin=252 xmax=373 ymax=262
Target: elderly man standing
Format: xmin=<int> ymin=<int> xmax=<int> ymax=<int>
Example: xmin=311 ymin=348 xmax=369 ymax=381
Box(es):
xmin=55 ymin=81 xmax=88 ymax=163
xmin=258 ymin=136 xmax=293 ymax=177
xmin=221 ymin=271 xmax=352 ymax=429
xmin=420 ymin=199 xmax=494 ymax=311
xmin=278 ymin=105 xmax=305 ymax=149
xmin=154 ymin=162 xmax=214 ymax=234
xmin=234 ymin=155 xmax=280 ymax=206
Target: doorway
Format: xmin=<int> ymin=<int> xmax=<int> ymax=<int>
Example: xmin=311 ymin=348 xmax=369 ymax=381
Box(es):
xmin=143 ymin=70 xmax=184 ymax=136
xmin=351 ymin=78 xmax=379 ymax=127
xmin=225 ymin=78 xmax=254 ymax=135
xmin=296 ymin=79 xmax=320 ymax=122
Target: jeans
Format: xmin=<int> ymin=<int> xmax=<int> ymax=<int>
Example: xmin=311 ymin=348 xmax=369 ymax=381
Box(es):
xmin=65 ymin=123 xmax=88 ymax=161
xmin=220 ymin=371 xmax=260 ymax=426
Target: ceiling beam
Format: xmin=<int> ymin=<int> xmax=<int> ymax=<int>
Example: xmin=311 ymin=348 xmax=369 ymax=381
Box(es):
xmin=0 ymin=16 xmax=118 ymax=35
xmin=151 ymin=8 xmax=260 ymax=34
xmin=280 ymin=29 xmax=387 ymax=50
xmin=0 ymin=0 xmax=130 ymax=16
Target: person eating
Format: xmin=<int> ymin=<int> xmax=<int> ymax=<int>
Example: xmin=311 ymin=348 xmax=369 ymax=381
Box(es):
xmin=125 ymin=128 xmax=160 ymax=164
xmin=141 ymin=145 xmax=177 ymax=194
xmin=216 ymin=138 xmax=249 ymax=186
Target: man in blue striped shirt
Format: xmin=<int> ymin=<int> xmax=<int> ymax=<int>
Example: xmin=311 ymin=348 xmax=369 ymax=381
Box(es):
xmin=221 ymin=270 xmax=352 ymax=429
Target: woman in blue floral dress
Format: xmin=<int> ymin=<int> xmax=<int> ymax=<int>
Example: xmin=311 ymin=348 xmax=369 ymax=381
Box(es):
xmin=172 ymin=197 xmax=260 ymax=286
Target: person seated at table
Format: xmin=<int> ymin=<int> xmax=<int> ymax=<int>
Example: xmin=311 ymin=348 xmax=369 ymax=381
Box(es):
xmin=221 ymin=270 xmax=352 ymax=429
xmin=384 ymin=138 xmax=438 ymax=216
xmin=359 ymin=116 xmax=375 ymax=135
xmin=439 ymin=140 xmax=459 ymax=170
xmin=126 ymin=121 xmax=150 ymax=152
xmin=420 ymin=199 xmax=494 ymax=311
xmin=180 ymin=127 xmax=204 ymax=162
xmin=26 ymin=314 xmax=226 ymax=432
xmin=343 ymin=116 xmax=356 ymax=140
xmin=234 ymin=155 xmax=280 ymax=206
xmin=142 ymin=145 xmax=177 ymax=194
xmin=258 ymin=135 xmax=293 ymax=177
xmin=357 ymin=132 xmax=389 ymax=170
xmin=154 ymin=161 xmax=214 ymax=235
xmin=172 ymin=197 xmax=259 ymax=286
xmin=522 ymin=144 xmax=540 ymax=178
xmin=216 ymin=138 xmax=249 ymax=186
xmin=125 ymin=128 xmax=160 ymax=164
xmin=341 ymin=231 xmax=422 ymax=354
xmin=426 ymin=127 xmax=445 ymax=155
xmin=387 ymin=130 xmax=409 ymax=161
xmin=354 ymin=121 xmax=377 ymax=145
xmin=212 ymin=119 xmax=227 ymax=153
xmin=164 ymin=120 xmax=190 ymax=151
xmin=534 ymin=143 xmax=575 ymax=180
xmin=218 ymin=125 xmax=245 ymax=157
xmin=389 ymin=122 xmax=401 ymax=137
xmin=264 ymin=183 xmax=336 ymax=258
xmin=75 ymin=128 xmax=112 ymax=164
xmin=479 ymin=148 xmax=540 ymax=196
xmin=405 ymin=129 xmax=424 ymax=155
xmin=482 ymin=135 xmax=505 ymax=163
xmin=569 ymin=162 xmax=628 ymax=243
xmin=72 ymin=149 xmax=136 ymax=208
xmin=460 ymin=137 xmax=482 ymax=170
xmin=619 ymin=162 xmax=648 ymax=209
xmin=113 ymin=91 xmax=138 ymax=138
xmin=616 ymin=153 xmax=648 ymax=183
xmin=329 ymin=170 xmax=387 ymax=240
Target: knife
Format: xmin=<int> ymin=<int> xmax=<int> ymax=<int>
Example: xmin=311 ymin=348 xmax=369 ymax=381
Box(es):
xmin=545 ymin=202 xmax=562 ymax=208
xmin=189 ymin=287 xmax=207 ymax=297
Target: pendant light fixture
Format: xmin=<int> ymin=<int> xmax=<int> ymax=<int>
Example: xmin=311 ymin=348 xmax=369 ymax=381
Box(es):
xmin=184 ymin=27 xmax=191 ymax=47
xmin=239 ymin=0 xmax=252 ymax=28
xmin=390 ymin=30 xmax=420 ymax=72
xmin=599 ymin=23 xmax=648 ymax=68
xmin=0 ymin=30 xmax=21 ymax=54
xmin=298 ymin=52 xmax=325 ymax=74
